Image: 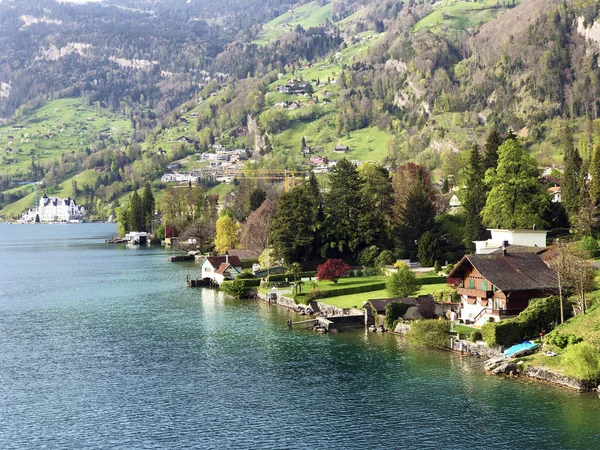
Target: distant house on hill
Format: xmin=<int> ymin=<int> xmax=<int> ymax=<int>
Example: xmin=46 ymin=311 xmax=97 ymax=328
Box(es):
xmin=447 ymin=252 xmax=558 ymax=326
xmin=548 ymin=186 xmax=561 ymax=203
xmin=449 ymin=192 xmax=462 ymax=211
xmin=199 ymin=255 xmax=243 ymax=285
xmin=334 ymin=145 xmax=349 ymax=153
xmin=473 ymin=228 xmax=547 ymax=255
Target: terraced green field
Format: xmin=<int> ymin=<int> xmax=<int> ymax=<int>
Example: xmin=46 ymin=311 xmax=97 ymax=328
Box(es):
xmin=0 ymin=98 xmax=131 ymax=178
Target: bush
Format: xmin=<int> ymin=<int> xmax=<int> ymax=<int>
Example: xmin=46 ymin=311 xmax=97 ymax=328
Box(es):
xmin=562 ymin=343 xmax=600 ymax=381
xmin=407 ymin=320 xmax=451 ymax=349
xmin=357 ymin=245 xmax=379 ymax=267
xmin=375 ymin=250 xmax=395 ymax=268
xmin=518 ymin=296 xmax=564 ymax=339
xmin=418 ymin=276 xmax=447 ymax=285
xmin=481 ymin=319 xmax=523 ymax=347
xmin=237 ymin=270 xmax=256 ymax=279
xmin=221 ymin=278 xmax=251 ymax=298
xmin=363 ymin=267 xmax=380 ymax=276
xmin=578 ymin=235 xmax=599 ymax=258
xmin=470 ymin=331 xmax=483 ymax=342
xmin=433 ymin=288 xmax=459 ymax=303
xmin=434 ymin=261 xmax=442 ymax=272
xmin=416 ymin=295 xmax=436 ymax=319
xmin=316 ymin=259 xmax=351 ymax=283
xmin=387 ymin=266 xmax=422 ymax=298
xmin=385 ymin=302 xmax=411 ymax=329
xmin=546 ymin=332 xmax=583 ymax=349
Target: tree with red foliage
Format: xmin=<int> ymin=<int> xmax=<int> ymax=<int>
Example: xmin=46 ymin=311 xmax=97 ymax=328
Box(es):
xmin=316 ymin=258 xmax=351 ymax=284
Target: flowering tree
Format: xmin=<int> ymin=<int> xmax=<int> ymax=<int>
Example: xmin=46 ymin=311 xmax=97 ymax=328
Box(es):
xmin=316 ymin=259 xmax=351 ymax=284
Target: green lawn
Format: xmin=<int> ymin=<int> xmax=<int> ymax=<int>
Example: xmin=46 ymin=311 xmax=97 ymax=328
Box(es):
xmin=207 ymin=183 xmax=234 ymax=200
xmin=323 ymin=282 xmax=449 ymax=309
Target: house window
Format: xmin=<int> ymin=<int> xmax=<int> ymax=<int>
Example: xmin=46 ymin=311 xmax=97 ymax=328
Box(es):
xmin=482 ymin=281 xmax=487 ymax=291
xmin=469 ymin=279 xmax=475 ymax=289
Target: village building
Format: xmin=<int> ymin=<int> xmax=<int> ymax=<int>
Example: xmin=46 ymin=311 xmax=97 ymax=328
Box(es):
xmin=199 ymin=255 xmax=243 ymax=285
xmin=449 ymin=192 xmax=462 ymax=211
xmin=548 ymin=186 xmax=561 ymax=203
xmin=447 ymin=251 xmax=558 ymax=326
xmin=473 ymin=228 xmax=547 ymax=255
xmin=21 ymin=194 xmax=85 ymax=223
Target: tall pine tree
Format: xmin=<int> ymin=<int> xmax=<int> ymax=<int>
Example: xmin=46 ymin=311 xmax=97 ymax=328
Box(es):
xmin=323 ymin=159 xmax=364 ymax=257
xmin=483 ymin=127 xmax=502 ymax=171
xmin=462 ymin=144 xmax=487 ymax=251
xmin=128 ymin=191 xmax=144 ymax=232
xmin=561 ymin=123 xmax=583 ymax=217
xmin=589 ymin=142 xmax=600 ymax=207
xmin=398 ymin=168 xmax=435 ymax=253
xmin=142 ymin=182 xmax=155 ymax=232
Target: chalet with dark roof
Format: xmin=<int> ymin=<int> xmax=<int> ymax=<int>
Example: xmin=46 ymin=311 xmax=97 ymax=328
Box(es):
xmin=447 ymin=252 xmax=558 ymax=326
xmin=199 ymin=255 xmax=243 ymax=285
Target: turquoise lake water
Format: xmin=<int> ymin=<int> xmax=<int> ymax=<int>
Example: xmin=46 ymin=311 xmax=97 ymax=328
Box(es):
xmin=1 ymin=223 xmax=600 ymax=449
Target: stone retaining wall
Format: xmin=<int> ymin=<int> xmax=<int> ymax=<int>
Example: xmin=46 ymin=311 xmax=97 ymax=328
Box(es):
xmin=523 ymin=366 xmax=598 ymax=392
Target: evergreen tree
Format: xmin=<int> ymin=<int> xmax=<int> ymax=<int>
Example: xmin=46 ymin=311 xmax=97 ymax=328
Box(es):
xmin=249 ymin=188 xmax=267 ymax=212
xmin=269 ymin=184 xmax=319 ymax=264
xmin=142 ymin=182 xmax=155 ymax=232
xmin=462 ymin=144 xmax=487 ymax=250
xmin=483 ymin=127 xmax=502 ymax=171
xmin=441 ymin=178 xmax=449 ymax=194
xmin=323 ymin=159 xmax=364 ymax=257
xmin=481 ymin=139 xmax=549 ymax=229
xmin=357 ymin=164 xmax=393 ymax=250
xmin=301 ymin=136 xmax=306 ymax=151
xmin=417 ymin=231 xmax=441 ymax=267
xmin=561 ymin=123 xmax=583 ymax=217
xmin=589 ymin=142 xmax=600 ymax=207
xmin=398 ymin=168 xmax=435 ymax=253
xmin=128 ymin=191 xmax=144 ymax=232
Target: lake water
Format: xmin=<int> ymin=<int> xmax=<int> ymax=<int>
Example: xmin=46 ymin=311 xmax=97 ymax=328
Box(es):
xmin=1 ymin=223 xmax=600 ymax=449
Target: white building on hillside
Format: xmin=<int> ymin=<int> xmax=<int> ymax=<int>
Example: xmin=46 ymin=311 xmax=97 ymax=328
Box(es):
xmin=473 ymin=228 xmax=547 ymax=255
xmin=22 ymin=194 xmax=85 ymax=223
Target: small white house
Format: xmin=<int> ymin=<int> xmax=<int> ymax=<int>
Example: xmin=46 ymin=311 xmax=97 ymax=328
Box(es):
xmin=548 ymin=186 xmax=561 ymax=203
xmin=473 ymin=228 xmax=547 ymax=255
xmin=199 ymin=255 xmax=243 ymax=285
xmin=449 ymin=192 xmax=462 ymax=211
xmin=125 ymin=232 xmax=150 ymax=245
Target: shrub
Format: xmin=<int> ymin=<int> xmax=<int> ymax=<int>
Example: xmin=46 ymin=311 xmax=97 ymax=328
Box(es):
xmin=357 ymin=245 xmax=379 ymax=267
xmin=407 ymin=320 xmax=451 ymax=349
xmin=375 ymin=249 xmax=395 ymax=268
xmin=221 ymin=278 xmax=250 ymax=298
xmin=387 ymin=266 xmax=422 ymax=298
xmin=481 ymin=319 xmax=523 ymax=347
xmin=433 ymin=288 xmax=459 ymax=303
xmin=546 ymin=332 xmax=583 ymax=349
xmin=237 ymin=270 xmax=256 ymax=279
xmin=444 ymin=263 xmax=455 ymax=275
xmin=518 ymin=296 xmax=564 ymax=339
xmin=385 ymin=302 xmax=411 ymax=329
xmin=470 ymin=331 xmax=483 ymax=342
xmin=434 ymin=260 xmax=442 ymax=272
xmin=363 ymin=267 xmax=380 ymax=276
xmin=416 ymin=295 xmax=436 ymax=319
xmin=578 ymin=235 xmax=599 ymax=258
xmin=562 ymin=343 xmax=600 ymax=381
xmin=418 ymin=276 xmax=447 ymax=285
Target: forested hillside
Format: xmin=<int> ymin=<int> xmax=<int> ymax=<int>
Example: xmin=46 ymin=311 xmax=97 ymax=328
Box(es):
xmin=2 ymin=0 xmax=600 ymax=222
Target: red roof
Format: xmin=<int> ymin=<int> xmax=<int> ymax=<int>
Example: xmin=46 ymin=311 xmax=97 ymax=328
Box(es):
xmin=215 ymin=263 xmax=231 ymax=275
xmin=206 ymin=255 xmax=242 ymax=269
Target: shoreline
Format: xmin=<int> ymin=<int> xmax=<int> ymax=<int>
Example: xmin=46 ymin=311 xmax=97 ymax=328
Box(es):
xmin=254 ymin=290 xmax=599 ymax=392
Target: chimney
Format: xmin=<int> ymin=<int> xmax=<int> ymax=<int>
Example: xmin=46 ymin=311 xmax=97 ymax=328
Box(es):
xmin=225 ymin=254 xmax=229 ymax=264
xmin=502 ymin=240 xmax=508 ymax=256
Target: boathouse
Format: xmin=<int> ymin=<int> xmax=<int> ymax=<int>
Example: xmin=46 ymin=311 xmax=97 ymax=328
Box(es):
xmin=199 ymin=255 xmax=243 ymax=285
xmin=447 ymin=251 xmax=558 ymax=326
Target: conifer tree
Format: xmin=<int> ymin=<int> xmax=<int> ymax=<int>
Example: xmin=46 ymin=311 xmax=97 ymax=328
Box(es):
xmin=398 ymin=168 xmax=435 ymax=253
xmin=561 ymin=123 xmax=583 ymax=217
xmin=589 ymin=142 xmax=600 ymax=207
xmin=462 ymin=144 xmax=487 ymax=250
xmin=128 ymin=191 xmax=144 ymax=232
xmin=142 ymin=182 xmax=155 ymax=232
xmin=481 ymin=139 xmax=549 ymax=229
xmin=483 ymin=127 xmax=502 ymax=171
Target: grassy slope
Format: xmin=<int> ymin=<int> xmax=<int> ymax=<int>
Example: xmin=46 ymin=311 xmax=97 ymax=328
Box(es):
xmin=252 ymin=1 xmax=334 ymax=45
xmin=413 ymin=0 xmax=509 ymax=33
xmin=0 ymin=98 xmax=131 ymax=177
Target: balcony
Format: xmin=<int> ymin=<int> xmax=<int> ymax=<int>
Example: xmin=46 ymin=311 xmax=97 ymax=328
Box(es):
xmin=457 ymin=287 xmax=494 ymax=298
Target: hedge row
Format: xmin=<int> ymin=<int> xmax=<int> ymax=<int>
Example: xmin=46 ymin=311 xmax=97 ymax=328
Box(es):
xmin=481 ymin=296 xmax=565 ymax=348
xmin=265 ymin=271 xmax=317 ymax=282
xmin=320 ymin=282 xmax=386 ymax=299
xmin=418 ymin=276 xmax=447 ymax=285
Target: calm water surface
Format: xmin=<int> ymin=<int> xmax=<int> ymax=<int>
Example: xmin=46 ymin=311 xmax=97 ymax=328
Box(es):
xmin=1 ymin=223 xmax=600 ymax=449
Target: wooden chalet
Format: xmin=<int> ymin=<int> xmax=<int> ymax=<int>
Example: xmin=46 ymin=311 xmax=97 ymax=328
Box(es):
xmin=447 ymin=252 xmax=558 ymax=326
